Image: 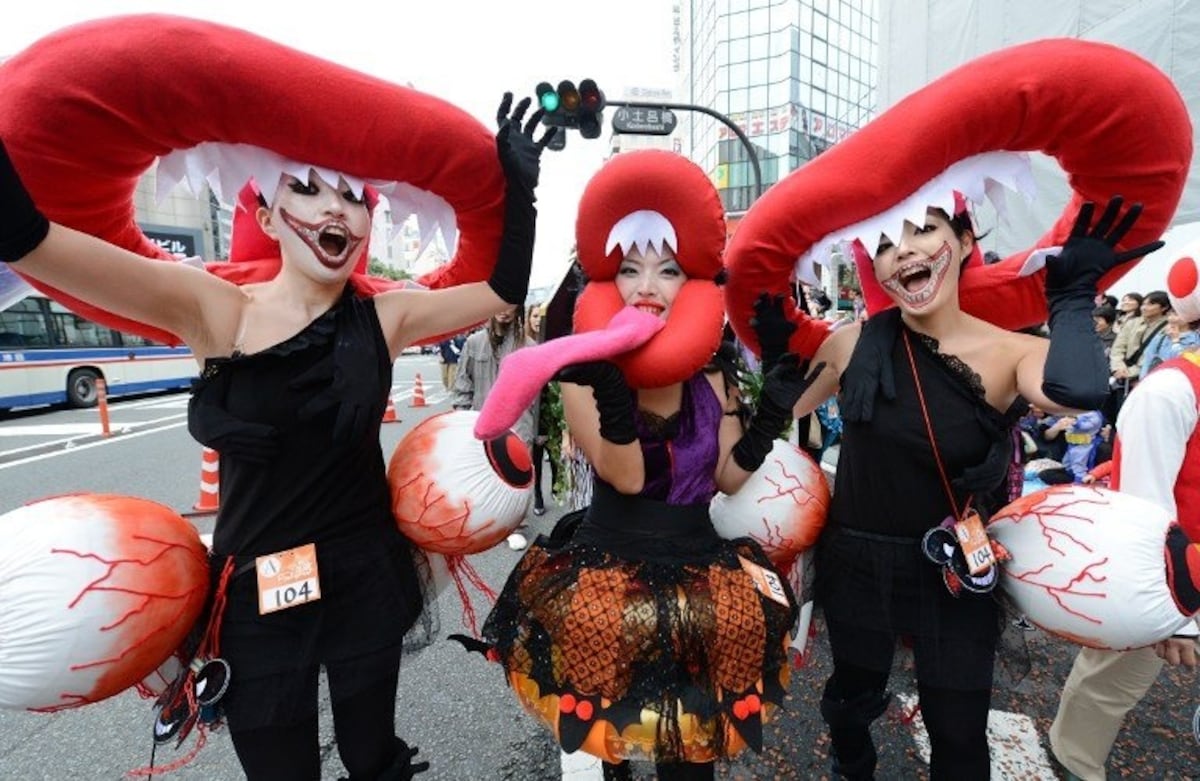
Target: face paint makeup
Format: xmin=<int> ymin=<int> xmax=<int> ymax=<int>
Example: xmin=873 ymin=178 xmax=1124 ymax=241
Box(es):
xmin=278 ymin=209 xmax=366 ymax=270
xmin=878 ymin=240 xmax=953 ymax=310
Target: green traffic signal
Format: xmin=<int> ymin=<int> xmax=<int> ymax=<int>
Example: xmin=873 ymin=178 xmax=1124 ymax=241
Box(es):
xmin=540 ymin=92 xmax=559 ymax=112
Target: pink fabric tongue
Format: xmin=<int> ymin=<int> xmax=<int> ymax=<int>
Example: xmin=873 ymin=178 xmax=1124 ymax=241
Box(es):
xmin=473 ymin=307 xmax=666 ymax=440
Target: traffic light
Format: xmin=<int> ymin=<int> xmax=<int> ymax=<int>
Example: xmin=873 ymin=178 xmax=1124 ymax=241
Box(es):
xmin=578 ymin=79 xmax=606 ymax=139
xmin=535 ymin=78 xmax=605 ymax=140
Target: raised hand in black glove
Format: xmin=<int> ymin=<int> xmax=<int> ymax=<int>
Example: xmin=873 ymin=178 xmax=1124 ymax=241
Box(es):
xmin=290 ymin=300 xmax=387 ymax=447
xmin=555 ymin=360 xmax=637 ymax=445
xmin=0 ymin=139 xmax=50 ymax=263
xmin=489 ymin=93 xmax=557 ymax=305
xmin=750 ymin=291 xmax=797 ymax=374
xmin=1043 ymin=196 xmax=1162 ymax=409
xmin=732 ymin=356 xmax=826 ymax=473
xmin=1046 ymin=196 xmax=1164 ymax=296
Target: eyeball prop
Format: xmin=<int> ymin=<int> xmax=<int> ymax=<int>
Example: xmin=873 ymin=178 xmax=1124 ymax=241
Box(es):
xmin=388 ymin=410 xmax=532 ymax=555
xmin=989 ymin=485 xmax=1197 ymax=650
xmin=709 ymin=440 xmax=830 ymax=567
xmin=0 ymin=494 xmax=209 ymax=711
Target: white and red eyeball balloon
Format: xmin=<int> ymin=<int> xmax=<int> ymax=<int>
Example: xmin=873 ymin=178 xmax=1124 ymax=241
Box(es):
xmin=0 ymin=494 xmax=209 ymax=711
xmin=388 ymin=410 xmax=532 ymax=555
xmin=989 ymin=485 xmax=1195 ymax=650
xmin=709 ymin=440 xmax=830 ymax=567
xmin=1167 ymin=249 xmax=1200 ymax=323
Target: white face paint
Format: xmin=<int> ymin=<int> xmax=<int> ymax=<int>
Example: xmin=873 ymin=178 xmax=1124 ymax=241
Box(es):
xmin=872 ymin=209 xmax=969 ymax=314
xmin=615 ymin=245 xmax=687 ymax=320
xmin=269 ymin=171 xmax=370 ymax=281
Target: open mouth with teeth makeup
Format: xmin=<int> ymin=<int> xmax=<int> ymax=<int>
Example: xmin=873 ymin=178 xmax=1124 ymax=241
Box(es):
xmin=280 ymin=209 xmax=366 ymax=270
xmin=879 ymin=241 xmax=953 ymax=309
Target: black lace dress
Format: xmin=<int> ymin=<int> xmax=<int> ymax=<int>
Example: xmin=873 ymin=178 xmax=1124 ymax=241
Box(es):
xmin=187 ymin=288 xmax=423 ymax=730
xmin=817 ymin=309 xmax=1025 ymax=690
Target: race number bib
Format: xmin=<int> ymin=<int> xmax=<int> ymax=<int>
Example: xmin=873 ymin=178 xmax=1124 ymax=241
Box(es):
xmin=738 ymin=555 xmax=791 ymax=608
xmin=256 ymin=543 xmax=321 ymax=615
xmin=954 ymin=510 xmax=996 ymax=576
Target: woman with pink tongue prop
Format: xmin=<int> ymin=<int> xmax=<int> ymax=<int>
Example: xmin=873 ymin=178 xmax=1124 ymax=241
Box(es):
xmin=470 ymin=150 xmax=820 ymax=780
xmin=722 ymin=39 xmax=1190 ymax=780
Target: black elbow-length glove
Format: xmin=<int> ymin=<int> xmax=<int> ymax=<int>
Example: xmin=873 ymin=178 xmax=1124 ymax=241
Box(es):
xmin=555 ymin=360 xmax=637 ymax=445
xmin=1043 ymin=196 xmax=1162 ymax=409
xmin=488 ymin=94 xmax=557 ymax=305
xmin=0 ymin=139 xmax=50 ymax=263
xmin=733 ymin=356 xmax=826 ymax=472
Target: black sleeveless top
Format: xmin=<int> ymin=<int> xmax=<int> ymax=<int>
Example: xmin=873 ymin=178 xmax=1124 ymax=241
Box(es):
xmin=188 ymin=288 xmax=394 ymax=556
xmin=831 ymin=309 xmax=1026 ymax=537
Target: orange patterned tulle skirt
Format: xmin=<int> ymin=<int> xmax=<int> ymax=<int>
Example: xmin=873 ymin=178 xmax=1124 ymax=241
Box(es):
xmin=483 ymin=504 xmax=797 ymax=764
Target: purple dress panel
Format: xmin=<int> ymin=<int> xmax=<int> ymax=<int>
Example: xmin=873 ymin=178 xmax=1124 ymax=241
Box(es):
xmin=634 ymin=372 xmax=722 ymax=505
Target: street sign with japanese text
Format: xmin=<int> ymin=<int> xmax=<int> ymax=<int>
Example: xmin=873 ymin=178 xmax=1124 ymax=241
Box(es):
xmin=611 ymin=106 xmax=677 ymax=136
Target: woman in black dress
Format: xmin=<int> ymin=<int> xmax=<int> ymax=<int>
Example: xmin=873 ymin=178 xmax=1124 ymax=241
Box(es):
xmin=0 ymin=92 xmax=551 ymax=780
xmin=785 ymin=199 xmax=1161 ymax=779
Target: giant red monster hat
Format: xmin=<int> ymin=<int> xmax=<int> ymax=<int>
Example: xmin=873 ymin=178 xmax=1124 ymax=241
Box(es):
xmin=725 ymin=39 xmax=1193 ymax=359
xmin=0 ymin=14 xmax=506 ymax=344
xmin=573 ymin=150 xmax=727 ymax=388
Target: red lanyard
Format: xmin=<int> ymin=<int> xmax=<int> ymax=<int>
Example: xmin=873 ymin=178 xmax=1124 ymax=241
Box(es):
xmin=901 ymin=330 xmax=973 ymax=520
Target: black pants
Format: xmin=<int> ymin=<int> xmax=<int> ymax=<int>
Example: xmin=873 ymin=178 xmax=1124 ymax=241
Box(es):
xmin=823 ymin=659 xmax=991 ymax=780
xmin=229 ymin=667 xmax=399 ymax=781
xmin=532 ymin=440 xmax=560 ymax=510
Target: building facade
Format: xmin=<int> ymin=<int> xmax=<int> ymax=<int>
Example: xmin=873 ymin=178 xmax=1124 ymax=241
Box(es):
xmin=676 ymin=0 xmax=880 ymax=214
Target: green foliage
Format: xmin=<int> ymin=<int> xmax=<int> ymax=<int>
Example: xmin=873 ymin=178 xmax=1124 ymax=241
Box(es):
xmin=540 ymin=381 xmax=569 ymax=500
xmin=367 ymin=258 xmax=413 ymax=281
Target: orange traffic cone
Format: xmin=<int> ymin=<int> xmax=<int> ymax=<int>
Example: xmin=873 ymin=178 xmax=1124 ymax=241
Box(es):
xmin=410 ymin=373 xmax=427 ymax=408
xmin=382 ymin=393 xmax=400 ymax=423
xmin=192 ymin=447 xmax=220 ymax=513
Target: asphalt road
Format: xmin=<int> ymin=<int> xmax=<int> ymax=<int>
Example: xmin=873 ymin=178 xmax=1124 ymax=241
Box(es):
xmin=0 ymin=354 xmax=1196 ymax=779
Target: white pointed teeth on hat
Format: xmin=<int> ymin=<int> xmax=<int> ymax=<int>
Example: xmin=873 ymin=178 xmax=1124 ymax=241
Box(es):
xmin=1168 ymin=253 xmax=1200 ymax=324
xmin=605 ymin=210 xmax=678 ymax=258
xmin=156 ymin=142 xmax=459 ymax=254
xmin=793 ymin=151 xmax=1035 ymax=280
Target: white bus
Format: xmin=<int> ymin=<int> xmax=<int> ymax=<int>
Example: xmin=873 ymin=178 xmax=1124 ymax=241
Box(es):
xmin=0 ymin=295 xmax=196 ymax=412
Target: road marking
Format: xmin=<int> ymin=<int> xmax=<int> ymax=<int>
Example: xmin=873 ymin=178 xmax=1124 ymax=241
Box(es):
xmin=0 ymin=424 xmax=110 ymax=436
xmin=0 ymin=420 xmax=189 ymax=469
xmin=897 ymin=693 xmax=1057 ymax=777
xmin=561 ymin=750 xmax=602 ymax=779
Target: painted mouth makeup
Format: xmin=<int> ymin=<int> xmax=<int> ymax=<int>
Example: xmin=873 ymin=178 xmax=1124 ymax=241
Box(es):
xmin=880 ymin=241 xmax=952 ymax=309
xmin=280 ymin=209 xmax=365 ymax=270
xmin=633 ymin=301 xmax=667 ymax=318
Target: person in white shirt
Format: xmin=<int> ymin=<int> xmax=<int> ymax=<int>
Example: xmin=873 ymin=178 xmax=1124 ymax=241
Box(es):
xmin=1050 ymin=259 xmax=1200 ymax=781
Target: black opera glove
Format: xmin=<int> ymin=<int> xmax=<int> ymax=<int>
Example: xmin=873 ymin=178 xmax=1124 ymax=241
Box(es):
xmin=187 ymin=380 xmax=280 ymax=465
xmin=489 ymin=93 xmax=558 ymax=305
xmin=0 ymin=139 xmax=50 ymax=263
xmin=1045 ymin=196 xmax=1164 ymax=298
xmin=750 ymin=292 xmax=797 ymax=375
xmin=1043 ymin=197 xmax=1162 ymax=409
xmin=732 ymin=357 xmax=826 ymax=473
xmin=555 ymin=360 xmax=637 ymax=445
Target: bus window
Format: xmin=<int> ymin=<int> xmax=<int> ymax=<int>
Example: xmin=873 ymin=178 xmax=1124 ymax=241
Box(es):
xmin=0 ymin=298 xmax=51 ymax=348
xmin=47 ymin=299 xmax=118 ymax=347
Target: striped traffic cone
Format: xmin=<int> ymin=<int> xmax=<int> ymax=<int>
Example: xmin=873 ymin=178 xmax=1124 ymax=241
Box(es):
xmin=382 ymin=393 xmax=400 ymax=423
xmin=192 ymin=447 xmax=220 ymax=513
xmin=410 ymin=373 xmax=427 ymax=408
